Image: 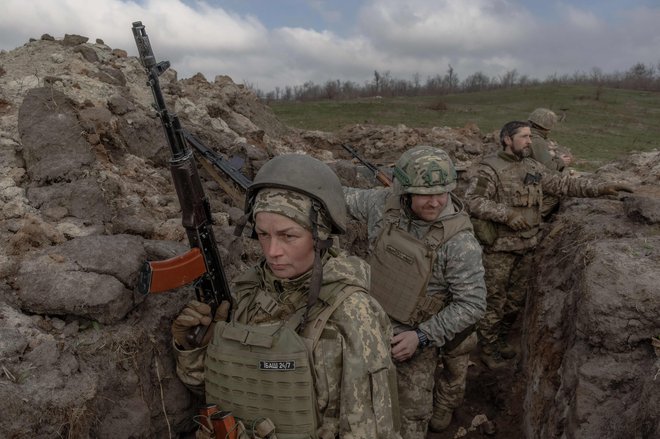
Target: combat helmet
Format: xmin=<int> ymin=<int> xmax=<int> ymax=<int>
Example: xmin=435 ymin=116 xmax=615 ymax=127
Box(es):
xmin=393 ymin=145 xmax=457 ymax=195
xmin=243 ymin=153 xmax=346 ymax=235
xmin=528 ymin=108 xmax=558 ymax=131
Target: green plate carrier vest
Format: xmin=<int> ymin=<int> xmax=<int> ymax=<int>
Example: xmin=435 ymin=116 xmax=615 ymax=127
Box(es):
xmin=204 ymin=278 xmax=355 ymax=439
xmin=367 ymin=194 xmax=473 ymax=326
xmin=481 ymin=154 xmax=543 ymax=240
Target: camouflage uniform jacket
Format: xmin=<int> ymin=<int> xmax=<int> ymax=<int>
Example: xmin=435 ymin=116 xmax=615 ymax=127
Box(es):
xmin=174 ymin=249 xmax=401 ymax=439
xmin=530 ymin=127 xmax=565 ymax=171
xmin=344 ymin=187 xmax=486 ymax=348
xmin=464 ymin=150 xmax=605 ymax=253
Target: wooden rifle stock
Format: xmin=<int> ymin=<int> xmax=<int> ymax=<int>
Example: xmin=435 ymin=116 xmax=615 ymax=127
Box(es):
xmin=132 ymin=21 xmax=232 ymax=346
xmin=341 ymin=144 xmax=393 ymax=187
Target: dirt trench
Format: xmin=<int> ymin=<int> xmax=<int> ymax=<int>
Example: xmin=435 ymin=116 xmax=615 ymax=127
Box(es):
xmin=0 ymin=34 xmax=658 ymax=439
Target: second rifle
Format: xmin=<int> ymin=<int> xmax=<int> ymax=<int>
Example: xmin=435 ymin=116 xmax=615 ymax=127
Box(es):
xmin=341 ymin=144 xmax=393 ymax=187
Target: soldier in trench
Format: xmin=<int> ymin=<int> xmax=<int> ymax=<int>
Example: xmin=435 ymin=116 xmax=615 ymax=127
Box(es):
xmin=171 ymin=154 xmax=401 ymax=439
xmin=344 ymin=145 xmax=487 ymax=438
xmin=464 ymin=120 xmax=634 ymax=370
xmin=527 ymin=107 xmax=574 ymax=218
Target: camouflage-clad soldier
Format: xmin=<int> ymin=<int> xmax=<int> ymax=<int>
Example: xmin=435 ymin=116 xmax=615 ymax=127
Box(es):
xmin=464 ymin=120 xmax=634 ymax=369
xmin=173 ymin=154 xmax=401 ymax=439
xmin=528 ymin=108 xmax=572 ymax=172
xmin=344 ymin=146 xmax=486 ymax=438
xmin=528 ymin=108 xmax=573 ymax=217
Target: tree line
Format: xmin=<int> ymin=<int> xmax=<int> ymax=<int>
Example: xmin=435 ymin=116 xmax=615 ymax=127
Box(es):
xmin=252 ymin=61 xmax=660 ymax=101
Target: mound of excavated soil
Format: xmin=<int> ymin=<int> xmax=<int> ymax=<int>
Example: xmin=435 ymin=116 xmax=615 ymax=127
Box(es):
xmin=0 ymin=34 xmax=658 ymax=438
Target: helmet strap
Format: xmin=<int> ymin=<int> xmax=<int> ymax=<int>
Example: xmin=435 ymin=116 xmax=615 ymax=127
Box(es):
xmin=400 ymin=194 xmax=417 ymax=217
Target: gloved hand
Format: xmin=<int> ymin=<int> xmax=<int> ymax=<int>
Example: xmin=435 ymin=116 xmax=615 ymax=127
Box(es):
xmin=172 ymin=300 xmax=231 ymax=350
xmin=599 ymin=183 xmax=635 ymax=196
xmin=505 ymin=211 xmax=531 ymax=231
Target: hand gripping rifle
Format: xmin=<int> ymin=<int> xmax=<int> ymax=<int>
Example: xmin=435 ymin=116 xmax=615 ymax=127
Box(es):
xmin=341 ymin=144 xmax=393 ymax=187
xmin=132 ymin=21 xmax=232 ymax=345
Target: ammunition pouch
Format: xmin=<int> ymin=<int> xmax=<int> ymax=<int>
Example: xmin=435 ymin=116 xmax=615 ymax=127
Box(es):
xmin=471 ymin=218 xmax=497 ymax=246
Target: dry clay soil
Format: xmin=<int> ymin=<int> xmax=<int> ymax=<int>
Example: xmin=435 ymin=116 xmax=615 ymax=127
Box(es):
xmin=0 ymin=35 xmax=659 ymax=439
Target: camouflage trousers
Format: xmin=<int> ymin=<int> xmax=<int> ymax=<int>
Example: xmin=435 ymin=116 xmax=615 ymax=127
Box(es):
xmin=396 ymin=347 xmax=436 ymax=439
xmin=434 ymin=331 xmax=478 ymax=412
xmin=477 ymin=251 xmax=533 ymax=346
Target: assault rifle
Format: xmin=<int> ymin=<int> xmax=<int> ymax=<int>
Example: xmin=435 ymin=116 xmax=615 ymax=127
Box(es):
xmin=132 ymin=21 xmax=232 ymax=345
xmin=341 ymin=144 xmax=393 ymax=187
xmin=183 ymin=130 xmax=251 ymax=207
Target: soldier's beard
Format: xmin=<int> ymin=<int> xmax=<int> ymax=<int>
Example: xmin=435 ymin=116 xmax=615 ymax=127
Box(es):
xmin=513 ymin=148 xmax=531 ymax=159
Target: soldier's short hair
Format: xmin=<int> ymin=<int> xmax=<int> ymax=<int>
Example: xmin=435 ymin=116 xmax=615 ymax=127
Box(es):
xmin=499 ymin=121 xmax=531 ymax=149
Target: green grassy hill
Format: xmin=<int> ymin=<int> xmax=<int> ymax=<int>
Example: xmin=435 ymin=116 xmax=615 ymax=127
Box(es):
xmin=268 ymin=84 xmax=660 ymax=170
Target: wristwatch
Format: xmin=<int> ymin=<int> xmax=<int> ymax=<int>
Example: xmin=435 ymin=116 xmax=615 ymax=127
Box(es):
xmin=415 ymin=329 xmax=431 ymax=349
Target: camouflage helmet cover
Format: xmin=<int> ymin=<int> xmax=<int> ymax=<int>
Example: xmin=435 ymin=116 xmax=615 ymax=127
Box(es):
xmin=245 ymin=154 xmax=346 ymax=234
xmin=528 ymin=108 xmax=558 ymax=131
xmin=393 ymin=145 xmax=457 ymax=195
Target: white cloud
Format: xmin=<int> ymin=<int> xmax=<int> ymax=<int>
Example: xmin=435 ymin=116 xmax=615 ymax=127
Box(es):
xmin=358 ymin=0 xmax=534 ymax=54
xmin=0 ymin=0 xmax=658 ymax=92
xmin=560 ymin=5 xmax=602 ymax=31
xmin=0 ymin=0 xmax=268 ymax=53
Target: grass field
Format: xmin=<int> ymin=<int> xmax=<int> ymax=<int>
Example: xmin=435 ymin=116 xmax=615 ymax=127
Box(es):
xmin=268 ymin=84 xmax=660 ymax=169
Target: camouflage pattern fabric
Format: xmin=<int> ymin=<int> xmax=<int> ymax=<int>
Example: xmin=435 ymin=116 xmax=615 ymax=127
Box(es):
xmin=476 ymin=251 xmax=532 ymax=346
xmin=174 ymin=249 xmax=401 ymax=439
xmin=464 ymin=150 xmax=606 ymax=348
xmin=344 ymin=186 xmax=486 ymax=439
xmin=396 ymin=347 xmax=437 ymax=439
xmin=530 ymin=128 xmax=565 ymax=172
xmin=434 ymin=331 xmax=478 ymax=411
xmin=344 ymin=187 xmax=486 ymax=345
xmin=529 ymin=128 xmax=564 ymax=217
xmin=464 ymin=151 xmax=604 ymax=253
xmin=528 ymin=108 xmax=558 ymax=131
xmin=252 ymin=187 xmax=332 ymax=237
xmin=393 ymin=145 xmax=457 ymax=195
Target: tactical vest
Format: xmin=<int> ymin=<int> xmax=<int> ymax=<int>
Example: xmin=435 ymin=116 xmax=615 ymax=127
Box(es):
xmin=481 ymin=155 xmax=543 ymax=239
xmin=204 ymin=274 xmax=356 ymax=439
xmin=367 ymin=194 xmax=473 ymax=326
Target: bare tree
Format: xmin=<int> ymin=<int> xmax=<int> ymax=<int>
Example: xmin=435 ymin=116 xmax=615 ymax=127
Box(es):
xmin=444 ymin=64 xmax=459 ymax=91
xmin=373 ymin=70 xmax=382 ymax=95
xmin=255 ymin=61 xmax=660 ymax=100
xmin=499 ymin=69 xmax=518 ymax=87
xmin=462 ymin=71 xmax=491 ymax=91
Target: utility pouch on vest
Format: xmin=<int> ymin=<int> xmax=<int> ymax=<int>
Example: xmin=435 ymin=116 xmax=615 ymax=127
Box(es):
xmin=204 ymin=285 xmax=355 ymax=439
xmin=205 ymin=320 xmax=317 ymax=437
xmin=470 ymin=218 xmax=497 ymax=246
xmin=238 ymin=418 xmax=278 ymax=439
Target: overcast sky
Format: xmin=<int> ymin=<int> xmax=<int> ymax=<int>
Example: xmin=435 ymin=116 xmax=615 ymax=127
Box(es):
xmin=1 ymin=0 xmax=659 ymax=92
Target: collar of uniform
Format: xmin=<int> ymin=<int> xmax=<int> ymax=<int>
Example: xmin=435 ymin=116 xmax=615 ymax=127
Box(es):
xmin=497 ymin=150 xmax=521 ymax=162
